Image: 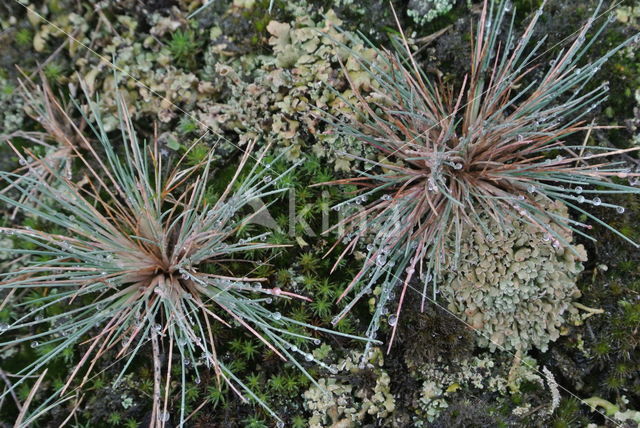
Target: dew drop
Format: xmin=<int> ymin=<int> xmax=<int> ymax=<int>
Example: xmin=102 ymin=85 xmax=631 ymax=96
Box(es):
xmin=388 ymin=315 xmax=398 ymax=327
xmin=159 ymin=412 xmax=170 ymax=422
xmin=272 ymin=287 xmax=282 ymax=296
xmin=577 ymin=196 xmax=585 ymax=203
xmin=272 ymin=312 xmax=282 ymax=321
xmin=527 ymin=184 xmax=536 ymax=193
xmin=504 ymin=0 xmax=513 ymax=12
xmin=31 ymin=341 xmax=39 ymax=348
xmin=263 ymin=175 xmax=272 ymax=183
xmin=313 ymin=338 xmax=321 ymax=345
xmin=375 ymin=253 xmax=387 ymax=267
xmin=616 ymin=206 xmax=625 ymax=214
xmin=0 ymin=323 xmax=9 ymax=333
xmin=304 ymin=353 xmax=313 ymax=362
xmin=592 ymin=197 xmax=602 ymax=206
xmin=575 ymin=186 xmax=583 ymax=194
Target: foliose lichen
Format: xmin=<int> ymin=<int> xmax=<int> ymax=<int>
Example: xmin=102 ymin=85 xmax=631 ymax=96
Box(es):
xmin=413 ymin=352 xmax=554 ymax=425
xmin=630 ymin=88 xmax=640 ymax=147
xmin=21 ymin=3 xmax=214 ymax=132
xmin=0 ymin=76 xmax=25 ymax=134
xmin=407 ymin=0 xmax=455 ymax=25
xmin=415 ymin=355 xmax=507 ymax=423
xmin=442 ymin=199 xmax=587 ymax=352
xmin=199 ymin=10 xmax=381 ymax=168
xmin=303 ymin=347 xmax=395 ymax=427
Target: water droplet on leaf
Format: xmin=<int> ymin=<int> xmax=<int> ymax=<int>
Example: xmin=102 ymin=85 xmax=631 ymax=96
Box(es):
xmin=388 ymin=315 xmax=398 ymax=327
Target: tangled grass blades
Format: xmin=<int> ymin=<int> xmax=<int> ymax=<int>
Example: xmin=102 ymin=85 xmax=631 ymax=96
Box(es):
xmin=322 ymin=0 xmax=640 ymax=353
xmin=0 ymin=81 xmax=367 ymax=426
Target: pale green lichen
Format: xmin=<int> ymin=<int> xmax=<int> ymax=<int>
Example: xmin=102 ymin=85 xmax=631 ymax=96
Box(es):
xmin=407 ymin=0 xmax=455 ymax=25
xmin=21 ymin=3 xmax=382 ymax=168
xmin=0 ymin=238 xmax=14 ymax=260
xmin=413 ymin=353 xmax=548 ymax=424
xmin=442 ymin=199 xmax=587 ymax=352
xmin=632 ymin=88 xmax=640 ymax=147
xmin=26 ymin=6 xmax=213 ymax=132
xmin=0 ymin=76 xmax=25 ymax=134
xmin=415 ymin=356 xmax=505 ymax=423
xmin=199 ymin=10 xmax=381 ymax=168
xmin=303 ymin=347 xmax=395 ymax=427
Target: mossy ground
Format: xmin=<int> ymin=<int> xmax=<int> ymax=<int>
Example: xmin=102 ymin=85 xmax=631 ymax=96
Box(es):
xmin=0 ymin=0 xmax=639 ymax=426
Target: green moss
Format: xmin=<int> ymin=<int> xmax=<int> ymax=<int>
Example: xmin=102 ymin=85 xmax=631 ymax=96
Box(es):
xmin=186 ymin=383 xmax=200 ymax=402
xmin=617 ymin=260 xmax=636 ymax=273
xmin=107 ymin=412 xmax=122 ymax=425
xmin=311 ymin=298 xmax=332 ymax=319
xmin=291 ymin=415 xmax=306 ymax=428
xmin=178 ymin=117 xmax=200 ymax=135
xmin=604 ymin=375 xmax=624 ymax=391
xmin=207 ymin=383 xmax=227 ymax=408
xmin=551 ymin=397 xmax=586 ymax=427
xmin=298 ymin=252 xmax=319 ymax=273
xmin=15 ymin=28 xmax=33 ymax=47
xmin=592 ymin=341 xmax=611 ymax=358
xmin=125 ymin=418 xmax=139 ymax=428
xmin=243 ymin=416 xmax=268 ymax=428
xmin=168 ymin=29 xmax=201 ymax=69
xmin=186 ymin=143 xmax=212 ymax=166
xmin=43 ymin=62 xmax=65 ymax=83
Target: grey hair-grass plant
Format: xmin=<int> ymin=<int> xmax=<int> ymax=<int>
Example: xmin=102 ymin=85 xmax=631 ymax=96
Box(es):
xmin=0 ymin=81 xmax=366 ymax=426
xmin=0 ymin=78 xmax=75 ymax=220
xmin=322 ymin=0 xmax=640 ymax=355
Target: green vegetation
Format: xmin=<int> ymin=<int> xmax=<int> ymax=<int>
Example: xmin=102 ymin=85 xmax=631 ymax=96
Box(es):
xmin=168 ymin=29 xmax=200 ymax=69
xmin=0 ymin=0 xmax=638 ymax=426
